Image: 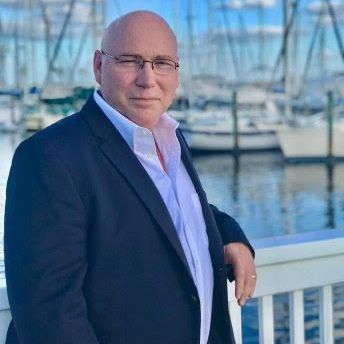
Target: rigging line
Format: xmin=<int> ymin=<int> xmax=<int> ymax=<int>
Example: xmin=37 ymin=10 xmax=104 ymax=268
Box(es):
xmin=67 ymin=23 xmax=90 ymax=84
xmin=238 ymin=14 xmax=249 ymax=77
xmin=220 ymin=0 xmax=240 ymax=80
xmin=38 ymin=1 xmax=51 ymax=68
xmin=269 ymin=0 xmax=299 ymax=87
xmin=299 ymin=1 xmax=324 ymax=97
xmin=42 ymin=0 xmax=77 ymax=88
xmin=325 ymin=0 xmax=344 ymax=63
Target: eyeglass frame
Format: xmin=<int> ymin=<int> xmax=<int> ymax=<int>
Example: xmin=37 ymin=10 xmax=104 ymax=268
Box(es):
xmin=99 ymin=49 xmax=180 ymax=74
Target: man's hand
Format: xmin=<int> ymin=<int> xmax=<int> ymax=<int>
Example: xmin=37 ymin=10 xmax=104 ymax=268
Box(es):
xmin=224 ymin=242 xmax=256 ymax=306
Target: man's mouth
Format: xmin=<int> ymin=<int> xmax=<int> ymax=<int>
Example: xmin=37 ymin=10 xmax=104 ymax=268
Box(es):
xmin=130 ymin=97 xmax=159 ymax=101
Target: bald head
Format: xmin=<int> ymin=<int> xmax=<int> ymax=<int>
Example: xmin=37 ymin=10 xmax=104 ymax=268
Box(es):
xmin=101 ymin=11 xmax=178 ymax=58
xmin=93 ymin=10 xmax=179 ymax=131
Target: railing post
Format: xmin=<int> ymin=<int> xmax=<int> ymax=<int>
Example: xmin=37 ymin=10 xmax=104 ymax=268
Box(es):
xmin=319 ymin=285 xmax=334 ymax=343
xmin=326 ymin=90 xmax=334 ymax=163
xmin=289 ymin=290 xmax=304 ymax=344
xmin=258 ymin=295 xmax=274 ymax=344
xmin=227 ymin=282 xmax=242 ymax=344
xmin=232 ymin=90 xmax=239 ymax=155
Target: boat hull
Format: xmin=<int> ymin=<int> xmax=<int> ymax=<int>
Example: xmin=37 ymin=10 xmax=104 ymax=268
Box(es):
xmin=277 ymin=127 xmax=344 ymax=161
xmin=181 ymin=128 xmax=280 ymax=152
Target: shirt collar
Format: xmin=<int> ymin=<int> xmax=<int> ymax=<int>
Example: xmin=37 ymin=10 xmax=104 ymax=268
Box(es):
xmin=93 ymin=90 xmax=137 ymax=149
xmin=93 ymin=90 xmax=179 ymax=150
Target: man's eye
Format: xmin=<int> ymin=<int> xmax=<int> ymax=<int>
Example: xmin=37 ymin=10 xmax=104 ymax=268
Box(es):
xmin=117 ymin=59 xmax=139 ymax=66
xmin=154 ymin=60 xmax=173 ymax=67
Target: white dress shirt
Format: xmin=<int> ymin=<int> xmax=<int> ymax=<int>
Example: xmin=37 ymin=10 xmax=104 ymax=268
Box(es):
xmin=94 ymin=91 xmax=214 ymax=344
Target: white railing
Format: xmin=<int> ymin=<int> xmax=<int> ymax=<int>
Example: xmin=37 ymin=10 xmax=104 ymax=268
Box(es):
xmin=228 ymin=230 xmax=344 ymax=344
xmin=0 ymin=230 xmax=343 ymax=343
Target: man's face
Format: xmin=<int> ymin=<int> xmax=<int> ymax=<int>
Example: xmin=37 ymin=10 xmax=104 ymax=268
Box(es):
xmin=93 ymin=16 xmax=179 ymax=130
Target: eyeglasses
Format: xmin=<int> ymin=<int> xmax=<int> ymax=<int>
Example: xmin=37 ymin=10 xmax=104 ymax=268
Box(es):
xmin=100 ymin=50 xmax=179 ymax=75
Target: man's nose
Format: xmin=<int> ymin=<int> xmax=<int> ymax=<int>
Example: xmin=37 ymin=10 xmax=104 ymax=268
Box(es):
xmin=136 ymin=62 xmax=156 ymax=88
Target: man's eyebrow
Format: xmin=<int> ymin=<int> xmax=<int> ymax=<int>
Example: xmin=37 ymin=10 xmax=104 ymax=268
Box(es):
xmin=119 ymin=53 xmax=178 ymax=61
xmin=117 ymin=54 xmax=141 ymax=58
xmin=154 ymin=55 xmax=178 ymax=61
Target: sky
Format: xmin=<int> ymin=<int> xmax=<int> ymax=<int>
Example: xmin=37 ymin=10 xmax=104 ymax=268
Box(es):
xmin=0 ymin=0 xmax=343 ymax=87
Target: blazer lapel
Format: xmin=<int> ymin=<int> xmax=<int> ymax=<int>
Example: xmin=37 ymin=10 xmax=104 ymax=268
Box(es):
xmin=80 ymin=97 xmax=193 ymax=280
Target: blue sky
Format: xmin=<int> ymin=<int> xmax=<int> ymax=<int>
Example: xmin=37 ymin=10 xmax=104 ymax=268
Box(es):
xmin=106 ymin=0 xmax=285 ymax=40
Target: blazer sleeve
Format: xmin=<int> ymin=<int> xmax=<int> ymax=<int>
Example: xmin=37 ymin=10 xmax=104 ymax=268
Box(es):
xmin=4 ymin=138 xmax=99 ymax=344
xmin=209 ymin=203 xmax=255 ymax=258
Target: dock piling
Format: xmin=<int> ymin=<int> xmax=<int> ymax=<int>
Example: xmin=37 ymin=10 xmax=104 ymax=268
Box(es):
xmin=326 ymin=90 xmax=334 ymax=164
xmin=232 ymin=90 xmax=239 ymax=155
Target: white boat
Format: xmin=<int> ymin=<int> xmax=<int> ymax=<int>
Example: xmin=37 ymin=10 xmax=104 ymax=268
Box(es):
xmin=180 ymin=114 xmax=282 ymax=152
xmin=179 ymin=87 xmax=284 ymax=152
xmin=277 ymin=106 xmax=344 ymax=161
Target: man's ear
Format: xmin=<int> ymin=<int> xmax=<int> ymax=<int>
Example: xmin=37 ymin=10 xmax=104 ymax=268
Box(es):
xmin=93 ymin=50 xmax=102 ymax=85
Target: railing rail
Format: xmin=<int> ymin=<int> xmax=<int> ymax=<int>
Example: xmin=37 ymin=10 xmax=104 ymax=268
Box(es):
xmin=228 ymin=230 xmax=344 ymax=344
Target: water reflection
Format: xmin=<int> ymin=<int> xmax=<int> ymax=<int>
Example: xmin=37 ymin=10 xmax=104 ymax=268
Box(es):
xmin=231 ymin=155 xmax=240 ymax=203
xmin=192 ymin=152 xmax=344 ymax=239
xmin=326 ymin=163 xmax=335 ymax=229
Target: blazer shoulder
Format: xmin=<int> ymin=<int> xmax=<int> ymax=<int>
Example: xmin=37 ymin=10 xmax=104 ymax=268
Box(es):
xmin=17 ymin=112 xmax=93 ymax=155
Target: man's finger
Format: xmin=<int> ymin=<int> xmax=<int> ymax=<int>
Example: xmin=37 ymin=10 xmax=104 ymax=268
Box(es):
xmin=234 ymin=266 xmax=245 ymax=301
xmin=241 ymin=272 xmax=257 ymax=305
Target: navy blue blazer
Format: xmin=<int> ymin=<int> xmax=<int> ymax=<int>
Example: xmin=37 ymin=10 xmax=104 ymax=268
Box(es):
xmin=5 ymin=97 xmax=252 ymax=344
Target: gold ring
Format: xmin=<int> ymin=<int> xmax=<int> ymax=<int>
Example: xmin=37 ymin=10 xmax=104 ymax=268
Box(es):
xmin=251 ymin=274 xmax=257 ymax=279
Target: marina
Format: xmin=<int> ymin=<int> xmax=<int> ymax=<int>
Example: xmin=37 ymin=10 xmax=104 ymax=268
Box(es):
xmin=1 ymin=0 xmax=344 ymax=342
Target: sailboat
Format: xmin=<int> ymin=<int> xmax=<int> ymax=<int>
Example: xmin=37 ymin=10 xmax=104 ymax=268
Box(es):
xmin=179 ymin=86 xmax=284 ymax=152
xmin=277 ymin=103 xmax=344 ymax=161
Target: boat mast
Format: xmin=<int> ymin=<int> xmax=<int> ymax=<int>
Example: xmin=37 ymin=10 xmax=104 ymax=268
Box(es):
xmin=325 ymin=0 xmax=344 ymax=64
xmin=258 ymin=2 xmax=265 ymax=77
xmin=186 ymin=0 xmax=194 ymax=103
xmin=91 ymin=0 xmax=97 ymax=54
xmin=173 ymin=0 xmax=180 ymax=40
xmin=300 ymin=1 xmax=324 ymax=96
xmin=14 ymin=22 xmax=20 ymax=90
xmin=283 ymin=0 xmax=293 ymax=122
xmin=207 ymin=0 xmax=213 ymax=73
xmin=0 ymin=15 xmax=5 ymax=87
xmin=67 ymin=24 xmax=89 ymax=84
xmin=43 ymin=0 xmax=77 ymax=87
xmin=220 ymin=0 xmax=240 ymax=81
xmin=292 ymin=3 xmax=299 ymax=88
xmin=27 ymin=0 xmax=36 ymax=87
xmin=319 ymin=18 xmax=326 ymax=79
xmin=39 ymin=0 xmax=52 ymax=75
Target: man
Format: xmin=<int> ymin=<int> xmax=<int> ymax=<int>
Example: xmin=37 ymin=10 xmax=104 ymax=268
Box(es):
xmin=5 ymin=11 xmax=256 ymax=344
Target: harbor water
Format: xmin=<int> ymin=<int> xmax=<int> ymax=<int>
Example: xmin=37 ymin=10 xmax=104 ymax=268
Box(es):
xmin=0 ymin=132 xmax=343 ymax=343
